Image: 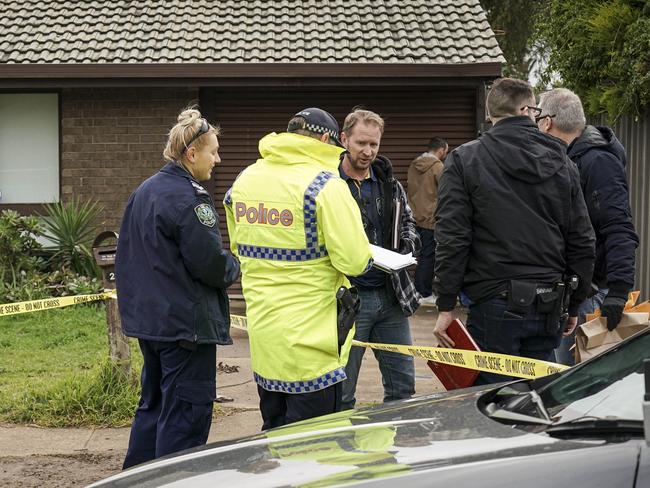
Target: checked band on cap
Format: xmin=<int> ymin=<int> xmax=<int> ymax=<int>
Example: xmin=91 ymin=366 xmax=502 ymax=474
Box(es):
xmin=292 ymin=107 xmax=342 ymax=146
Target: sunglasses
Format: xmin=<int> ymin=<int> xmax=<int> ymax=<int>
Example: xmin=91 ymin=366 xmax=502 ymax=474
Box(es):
xmin=535 ymin=113 xmax=556 ymax=124
xmin=182 ymin=118 xmax=209 ymax=154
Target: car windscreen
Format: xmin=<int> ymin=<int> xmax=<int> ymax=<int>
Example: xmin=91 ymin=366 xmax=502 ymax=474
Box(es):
xmin=534 ymin=329 xmax=650 ymax=423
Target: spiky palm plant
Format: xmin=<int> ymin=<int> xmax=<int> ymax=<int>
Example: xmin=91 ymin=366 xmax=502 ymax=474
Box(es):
xmin=41 ymin=198 xmax=103 ymax=278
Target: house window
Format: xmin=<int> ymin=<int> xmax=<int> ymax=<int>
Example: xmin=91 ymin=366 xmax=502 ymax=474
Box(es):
xmin=0 ymin=93 xmax=59 ymax=204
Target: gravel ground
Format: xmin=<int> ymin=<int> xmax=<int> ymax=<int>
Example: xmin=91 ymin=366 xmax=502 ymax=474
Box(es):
xmin=0 ymin=451 xmax=124 ymax=487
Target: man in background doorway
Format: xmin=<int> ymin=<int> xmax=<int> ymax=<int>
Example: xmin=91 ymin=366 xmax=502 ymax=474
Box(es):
xmin=407 ymin=137 xmax=448 ymax=305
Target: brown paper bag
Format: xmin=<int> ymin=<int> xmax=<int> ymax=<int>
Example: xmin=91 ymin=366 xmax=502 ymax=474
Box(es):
xmin=629 ymin=301 xmax=650 ymax=313
xmin=585 ymin=291 xmax=641 ymax=322
xmin=575 ymin=312 xmax=649 ymax=363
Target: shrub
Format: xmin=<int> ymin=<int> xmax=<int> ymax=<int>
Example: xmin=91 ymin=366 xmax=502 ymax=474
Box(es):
xmin=65 ymin=273 xmax=104 ymax=296
xmin=40 ymin=198 xmax=104 ymax=278
xmin=0 ymin=210 xmax=44 ymax=278
xmin=0 ymin=210 xmax=48 ymax=302
xmin=538 ymin=0 xmax=650 ymax=120
xmin=0 ymin=271 xmax=50 ymax=303
xmin=40 ymin=269 xmax=105 ymax=298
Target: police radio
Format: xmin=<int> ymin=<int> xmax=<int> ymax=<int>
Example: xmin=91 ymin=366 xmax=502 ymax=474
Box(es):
xmin=336 ymin=287 xmax=360 ymax=348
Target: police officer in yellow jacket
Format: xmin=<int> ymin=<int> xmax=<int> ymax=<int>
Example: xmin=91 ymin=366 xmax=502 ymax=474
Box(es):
xmin=225 ymin=108 xmax=373 ymax=429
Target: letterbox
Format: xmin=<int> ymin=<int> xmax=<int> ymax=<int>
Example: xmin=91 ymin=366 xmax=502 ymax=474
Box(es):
xmin=92 ymin=231 xmax=119 ymax=289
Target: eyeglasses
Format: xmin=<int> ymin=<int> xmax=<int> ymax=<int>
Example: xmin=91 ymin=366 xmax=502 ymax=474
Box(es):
xmin=521 ymin=105 xmax=543 ymax=118
xmin=182 ymin=118 xmax=209 ymax=154
xmin=535 ymin=113 xmax=556 ymax=124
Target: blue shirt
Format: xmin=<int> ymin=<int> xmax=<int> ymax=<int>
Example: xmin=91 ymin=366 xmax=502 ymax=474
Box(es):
xmin=339 ymin=164 xmax=387 ymax=289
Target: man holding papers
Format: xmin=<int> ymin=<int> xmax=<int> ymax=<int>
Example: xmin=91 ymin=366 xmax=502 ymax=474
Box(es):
xmin=338 ymin=108 xmax=421 ymax=409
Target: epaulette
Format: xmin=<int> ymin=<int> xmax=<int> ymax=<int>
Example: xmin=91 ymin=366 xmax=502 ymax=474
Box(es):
xmin=191 ymin=181 xmax=210 ymax=196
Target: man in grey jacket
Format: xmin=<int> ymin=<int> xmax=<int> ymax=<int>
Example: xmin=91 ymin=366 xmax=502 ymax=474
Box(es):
xmin=538 ymin=88 xmax=639 ymax=364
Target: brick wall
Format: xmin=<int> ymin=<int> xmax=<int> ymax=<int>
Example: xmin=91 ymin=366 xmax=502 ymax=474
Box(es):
xmin=60 ymin=87 xmax=199 ymax=231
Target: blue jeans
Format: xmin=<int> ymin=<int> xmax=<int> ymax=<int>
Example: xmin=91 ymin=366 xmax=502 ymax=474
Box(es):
xmin=341 ymin=287 xmax=415 ymax=409
xmin=414 ymin=227 xmax=435 ymax=297
xmin=467 ymin=298 xmax=562 ymax=384
xmin=554 ymin=288 xmax=607 ymax=366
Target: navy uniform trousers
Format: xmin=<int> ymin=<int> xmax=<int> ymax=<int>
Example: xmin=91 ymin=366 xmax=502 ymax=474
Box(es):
xmin=258 ymin=383 xmax=342 ymax=430
xmin=123 ymin=339 xmax=216 ymax=469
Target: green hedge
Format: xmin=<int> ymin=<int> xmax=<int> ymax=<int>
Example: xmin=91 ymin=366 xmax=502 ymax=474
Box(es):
xmin=538 ymin=0 xmax=650 ymax=120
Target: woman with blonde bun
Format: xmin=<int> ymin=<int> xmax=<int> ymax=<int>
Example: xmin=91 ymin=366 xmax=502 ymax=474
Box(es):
xmin=116 ymin=107 xmax=240 ymax=469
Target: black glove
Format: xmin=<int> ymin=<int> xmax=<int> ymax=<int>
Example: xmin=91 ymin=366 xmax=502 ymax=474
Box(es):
xmin=601 ymin=295 xmax=626 ymax=331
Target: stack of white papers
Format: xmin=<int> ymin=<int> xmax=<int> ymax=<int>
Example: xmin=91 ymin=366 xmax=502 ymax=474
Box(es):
xmin=369 ymin=244 xmax=417 ymax=273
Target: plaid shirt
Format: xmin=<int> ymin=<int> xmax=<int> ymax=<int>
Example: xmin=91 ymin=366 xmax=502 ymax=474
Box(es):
xmin=389 ymin=179 xmax=422 ymax=316
xmin=341 ymin=155 xmax=422 ymax=316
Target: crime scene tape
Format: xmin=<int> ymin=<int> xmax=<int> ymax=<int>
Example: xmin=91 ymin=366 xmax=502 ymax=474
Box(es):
xmin=0 ymin=297 xmax=568 ymax=379
xmin=229 ymin=314 xmax=568 ymax=379
xmin=0 ymin=290 xmax=117 ymax=317
xmin=352 ymin=340 xmax=567 ymax=379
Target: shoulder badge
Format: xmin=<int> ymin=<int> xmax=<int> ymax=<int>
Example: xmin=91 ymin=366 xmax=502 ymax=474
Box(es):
xmin=194 ymin=203 xmax=216 ymax=227
xmin=191 ymin=181 xmax=210 ymax=196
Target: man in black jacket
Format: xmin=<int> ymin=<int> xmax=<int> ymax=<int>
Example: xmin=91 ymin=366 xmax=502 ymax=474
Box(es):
xmin=433 ymin=78 xmax=595 ymax=384
xmin=538 ymin=88 xmax=639 ymax=364
xmin=338 ymin=108 xmax=421 ymax=408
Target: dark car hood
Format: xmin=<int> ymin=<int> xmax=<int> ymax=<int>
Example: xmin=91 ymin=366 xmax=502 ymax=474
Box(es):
xmin=90 ymin=385 xmax=640 ymax=487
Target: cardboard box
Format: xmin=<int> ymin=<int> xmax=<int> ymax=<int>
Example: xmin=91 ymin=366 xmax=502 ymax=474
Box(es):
xmin=629 ymin=301 xmax=650 ymax=313
xmin=575 ymin=312 xmax=649 ymax=363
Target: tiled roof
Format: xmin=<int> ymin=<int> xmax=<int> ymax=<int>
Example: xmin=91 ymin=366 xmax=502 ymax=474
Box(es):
xmin=0 ymin=0 xmax=504 ymax=65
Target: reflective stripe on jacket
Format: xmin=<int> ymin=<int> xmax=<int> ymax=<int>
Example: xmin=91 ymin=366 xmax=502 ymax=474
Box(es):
xmin=225 ymin=132 xmax=373 ymax=393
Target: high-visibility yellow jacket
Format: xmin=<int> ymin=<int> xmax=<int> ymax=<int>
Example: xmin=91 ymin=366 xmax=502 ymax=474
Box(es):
xmin=225 ymin=132 xmax=373 ymax=393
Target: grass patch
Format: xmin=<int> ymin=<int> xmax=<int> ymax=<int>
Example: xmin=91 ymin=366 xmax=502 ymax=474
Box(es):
xmin=0 ymin=305 xmax=143 ymax=427
xmin=2 ymin=358 xmax=141 ymax=427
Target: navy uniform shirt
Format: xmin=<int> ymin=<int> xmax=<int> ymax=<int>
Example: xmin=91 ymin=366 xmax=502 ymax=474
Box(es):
xmin=339 ymin=165 xmax=386 ymax=289
xmin=115 ymin=162 xmax=240 ymax=344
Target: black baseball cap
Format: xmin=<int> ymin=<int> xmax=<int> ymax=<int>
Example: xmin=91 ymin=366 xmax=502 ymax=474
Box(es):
xmin=289 ymin=107 xmax=342 ymax=146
